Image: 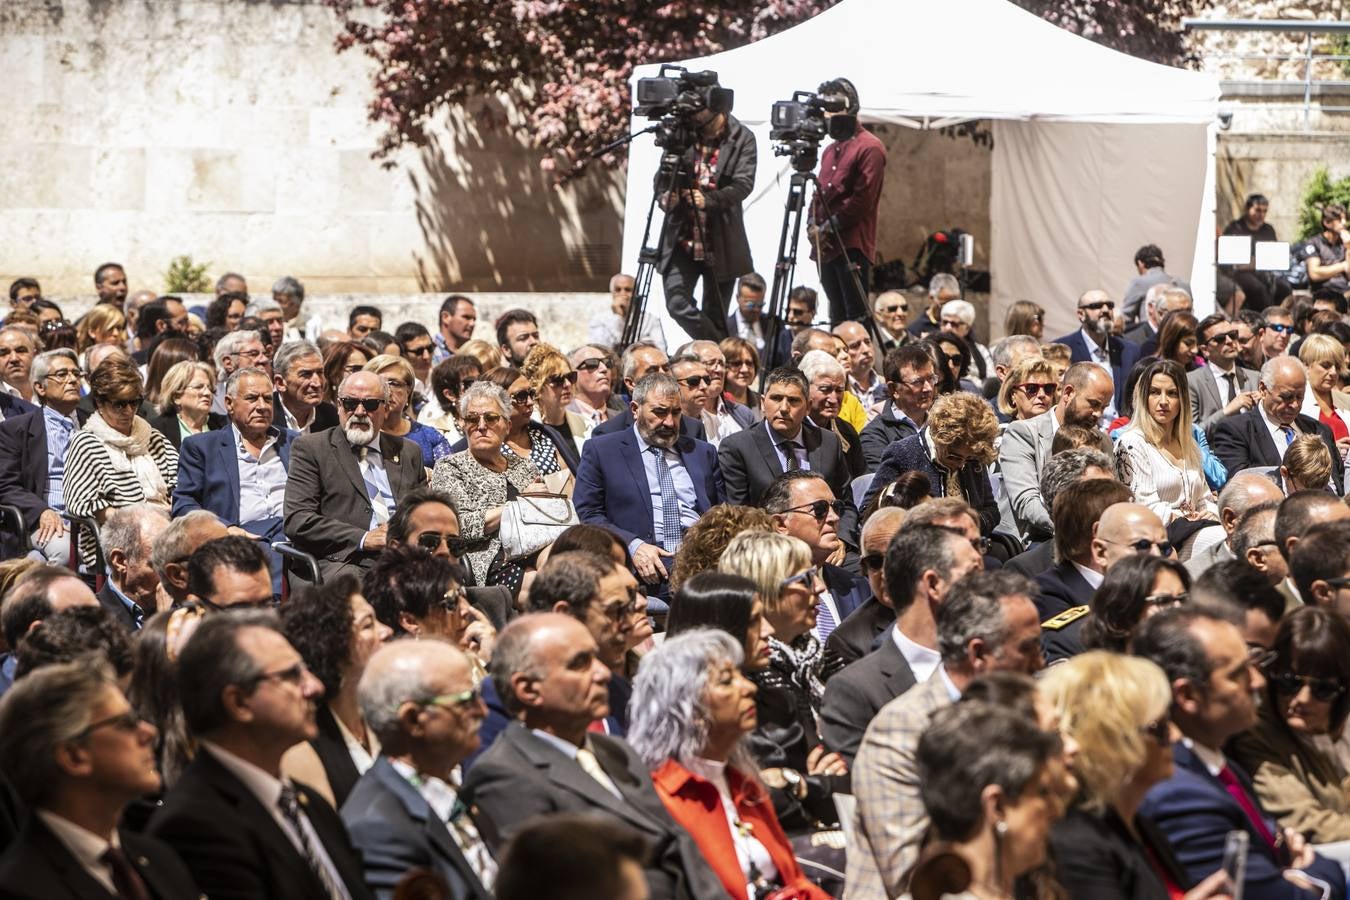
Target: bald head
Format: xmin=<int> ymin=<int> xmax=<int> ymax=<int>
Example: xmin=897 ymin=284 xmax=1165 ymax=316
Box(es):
xmin=1094 ymin=502 xmax=1169 ymax=570
xmin=861 ymin=507 xmax=907 ymax=552
xmin=1060 ymin=363 xmax=1114 ymax=428
xmin=86 ymin=343 xmax=128 ymax=373
xmin=1217 ymin=472 xmax=1285 ymax=534
xmin=360 ymin=639 xmax=479 ymax=759
xmin=1260 ymin=356 xmax=1308 ymax=426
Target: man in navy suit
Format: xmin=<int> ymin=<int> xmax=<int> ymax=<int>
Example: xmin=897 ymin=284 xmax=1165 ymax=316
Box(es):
xmin=592 ymin=341 xmax=706 ymax=441
xmin=1051 ymin=289 xmax=1142 ymax=414
xmin=1136 ymin=607 xmax=1346 ymax=900
xmin=725 ymin=273 xmax=793 ymax=370
xmin=574 ymin=371 xmax=724 ymax=594
xmin=172 ymin=367 xmax=297 ymax=591
xmin=1031 ymin=479 xmax=1132 ymax=621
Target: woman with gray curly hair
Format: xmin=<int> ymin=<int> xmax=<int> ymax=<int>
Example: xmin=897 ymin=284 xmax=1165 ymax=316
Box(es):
xmin=628 ymin=629 xmax=831 ymax=900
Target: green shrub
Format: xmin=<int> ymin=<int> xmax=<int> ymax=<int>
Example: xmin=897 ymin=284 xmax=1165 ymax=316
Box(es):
xmin=164 ymin=255 xmax=211 ymax=294
xmin=1297 ymin=167 xmax=1350 ymax=241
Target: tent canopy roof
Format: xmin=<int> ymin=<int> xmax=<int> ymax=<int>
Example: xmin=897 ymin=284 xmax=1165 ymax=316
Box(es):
xmin=633 ymin=0 xmax=1219 ymax=127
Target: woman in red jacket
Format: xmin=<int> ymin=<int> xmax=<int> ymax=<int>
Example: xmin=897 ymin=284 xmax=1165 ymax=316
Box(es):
xmin=628 ymin=628 xmax=832 ymax=900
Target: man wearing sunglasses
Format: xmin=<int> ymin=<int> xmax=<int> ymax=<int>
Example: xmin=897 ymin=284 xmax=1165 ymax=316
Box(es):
xmin=574 ymin=373 xmax=723 ymax=598
xmin=567 ymin=345 xmax=624 ymax=429
xmin=1136 ymin=607 xmax=1346 ymax=900
xmin=1051 ymin=288 xmax=1142 ymax=415
xmin=1258 ymin=307 xmax=1295 ymax=365
xmin=592 ymin=342 xmax=707 ymax=441
xmin=0 ymin=659 xmax=201 ymax=900
xmin=343 ymin=640 xmax=493 ymax=899
xmin=150 ymin=611 xmax=376 ymax=900
xmin=285 ymin=371 xmax=429 ymax=583
xmin=1291 ymin=519 xmax=1350 ymax=619
xmin=1210 ymin=356 xmax=1344 ymax=494
xmin=1189 ymin=313 xmax=1261 ymax=433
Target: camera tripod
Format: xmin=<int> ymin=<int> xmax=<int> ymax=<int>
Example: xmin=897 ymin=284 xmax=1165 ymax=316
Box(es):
xmin=758 ymin=169 xmax=867 ymax=385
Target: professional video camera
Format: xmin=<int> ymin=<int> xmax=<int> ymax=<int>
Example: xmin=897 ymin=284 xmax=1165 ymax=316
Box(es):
xmin=770 ymin=90 xmax=849 ymax=172
xmin=634 ymin=64 xmax=734 ymax=154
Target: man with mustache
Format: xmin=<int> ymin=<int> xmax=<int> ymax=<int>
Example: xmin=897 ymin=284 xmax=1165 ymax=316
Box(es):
xmin=284 ymin=371 xmax=428 ymax=583
xmin=1051 ymin=289 xmax=1143 ymax=414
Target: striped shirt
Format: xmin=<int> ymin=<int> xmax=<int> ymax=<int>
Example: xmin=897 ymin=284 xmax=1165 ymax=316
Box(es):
xmin=62 ymin=426 xmax=178 ymax=568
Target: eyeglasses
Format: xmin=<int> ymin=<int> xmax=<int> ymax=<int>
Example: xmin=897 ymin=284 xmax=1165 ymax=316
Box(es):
xmin=781 ymin=499 xmax=846 ymax=521
xmin=1268 ymin=670 xmax=1346 ymax=702
xmin=1143 ymin=591 xmax=1188 ymax=609
xmin=598 ymin=597 xmax=644 ymax=624
xmin=1204 ymin=330 xmax=1239 ymax=345
xmin=1079 ymin=301 xmax=1115 ymax=312
xmin=339 ymin=397 xmax=384 ymax=413
xmin=421 ymin=686 xmax=482 ymax=711
xmin=510 ymin=388 xmax=537 ymax=405
xmin=100 ymin=396 xmax=144 ymax=411
xmin=1264 ymin=323 xmax=1293 ymax=335
xmin=246 ymin=661 xmax=309 ymax=689
xmin=1140 ymin=714 xmax=1172 ymax=746
xmin=232 ymin=348 xmax=267 ymax=360
xmin=575 ymin=358 xmax=611 ymax=373
xmin=678 ymin=375 xmax=712 ymax=388
xmin=201 ymin=594 xmax=275 ymax=613
xmin=73 ymin=709 xmax=147 ymax=741
xmin=546 ymin=371 xmax=579 ymax=388
xmin=44 ymin=368 xmax=83 ymax=382
xmin=861 ymin=552 xmax=885 ymax=574
xmin=415 ymin=531 xmax=468 ymax=557
xmin=940 ymin=318 xmax=966 ymax=329
xmin=781 ymin=567 xmax=822 ymax=590
xmin=462 ymin=412 xmax=503 ymax=430
xmin=1101 ymin=537 xmax=1174 ymax=557
xmin=1016 ymin=382 xmax=1056 ymax=397
xmin=897 ymin=375 xmax=938 ymax=389
xmin=1248 ymin=646 xmax=1279 ymax=670
xmin=404 ymin=344 xmax=433 ymax=357
xmin=1321 ymin=576 xmax=1350 ymax=590
xmin=937 ymin=525 xmax=990 ymax=555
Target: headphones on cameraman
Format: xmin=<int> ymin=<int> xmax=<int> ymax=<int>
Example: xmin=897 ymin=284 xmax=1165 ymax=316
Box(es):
xmin=818 ymin=77 xmax=860 ymax=138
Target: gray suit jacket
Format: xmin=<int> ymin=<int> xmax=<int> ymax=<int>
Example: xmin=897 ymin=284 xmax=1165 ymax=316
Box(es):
xmin=820 ymin=630 xmax=917 ymax=764
xmin=997 ymin=409 xmax=1058 ymax=542
xmin=1184 ymin=537 xmax=1235 ymax=580
xmin=1188 ymin=364 xmax=1259 ymax=435
xmin=283 ymin=429 xmax=428 ymax=582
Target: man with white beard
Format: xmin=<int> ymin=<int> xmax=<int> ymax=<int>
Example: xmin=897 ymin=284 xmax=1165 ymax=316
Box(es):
xmin=284 ymin=370 xmax=428 ymax=582
xmin=1050 ymin=289 xmax=1143 ymax=418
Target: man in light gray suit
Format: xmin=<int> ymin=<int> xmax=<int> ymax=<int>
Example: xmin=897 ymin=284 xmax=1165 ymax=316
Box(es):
xmin=997 ymin=363 xmax=1114 ymax=542
xmin=1183 ymin=471 xmax=1285 ymax=579
xmin=1188 ymin=314 xmax=1260 ymax=436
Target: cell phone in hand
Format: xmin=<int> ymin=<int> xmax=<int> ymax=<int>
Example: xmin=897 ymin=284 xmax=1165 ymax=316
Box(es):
xmin=1221 ymin=829 xmax=1248 ymax=900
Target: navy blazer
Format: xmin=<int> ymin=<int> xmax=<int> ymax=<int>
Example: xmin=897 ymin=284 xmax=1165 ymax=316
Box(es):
xmin=1139 ymin=742 xmax=1345 ymax=900
xmin=1032 ymin=559 xmax=1094 ymax=620
xmin=592 ymin=407 xmax=706 ymax=441
xmin=341 ymin=756 xmax=492 ymax=900
xmin=172 ymin=425 xmax=297 ymax=538
xmin=0 ymin=393 xmax=35 ymax=421
xmin=862 ymin=431 xmax=999 ymax=535
xmin=573 ymin=427 xmax=724 ymax=552
xmin=823 ymin=563 xmax=869 ymax=622
xmin=1209 ymin=407 xmax=1344 ymax=495
xmin=1052 ymin=330 xmax=1143 ymax=411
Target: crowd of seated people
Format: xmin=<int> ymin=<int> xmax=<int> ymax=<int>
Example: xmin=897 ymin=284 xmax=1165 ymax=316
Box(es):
xmin=4 ymin=228 xmax=1350 ymax=900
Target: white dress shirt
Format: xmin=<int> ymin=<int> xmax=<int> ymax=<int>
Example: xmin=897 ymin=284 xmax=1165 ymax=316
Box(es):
xmin=1072 ymin=562 xmax=1105 ymax=591
xmin=764 ymin=421 xmax=809 ymax=472
xmin=1258 ymin=403 xmax=1298 ymax=461
xmin=892 ymin=627 xmax=941 ymax=683
xmin=234 ymin=425 xmax=288 ymax=525
xmin=35 ymin=811 xmax=120 ymax=896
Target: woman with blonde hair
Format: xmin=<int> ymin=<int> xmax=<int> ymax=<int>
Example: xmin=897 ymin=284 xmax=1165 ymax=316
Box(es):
xmin=147 ymin=361 xmax=221 ymax=450
xmin=363 ymin=354 xmax=452 ymax=465
xmin=998 ymin=356 xmax=1059 ymax=422
xmin=521 ymin=342 xmax=588 ymax=472
xmin=1114 ymin=359 xmax=1217 ymax=526
xmin=1280 ymin=434 xmax=1335 ymax=494
xmin=1005 ymin=300 xmax=1046 ymax=340
xmin=864 ymin=390 xmax=1001 ymax=535
xmin=75 ymin=304 xmax=126 ymax=355
xmin=1298 ymin=333 xmax=1350 ymax=459
xmin=1043 ymin=651 xmax=1229 ymax=900
xmin=454 ymin=338 xmax=505 ymax=374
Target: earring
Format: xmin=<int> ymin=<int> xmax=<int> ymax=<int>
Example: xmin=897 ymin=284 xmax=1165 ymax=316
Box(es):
xmin=995 ymin=821 xmax=1009 ymax=837
xmin=993 ymin=819 xmax=1008 ymax=888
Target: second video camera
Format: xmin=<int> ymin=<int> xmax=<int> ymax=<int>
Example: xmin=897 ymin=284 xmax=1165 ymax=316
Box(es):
xmin=770 ymin=90 xmax=850 ymax=171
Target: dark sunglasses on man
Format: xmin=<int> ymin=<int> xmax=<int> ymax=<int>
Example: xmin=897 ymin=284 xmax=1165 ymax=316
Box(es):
xmin=416 ymin=531 xmax=468 ymax=558
xmin=339 ymin=397 xmax=384 ymax=413
xmin=782 ymin=499 xmax=847 ymax=522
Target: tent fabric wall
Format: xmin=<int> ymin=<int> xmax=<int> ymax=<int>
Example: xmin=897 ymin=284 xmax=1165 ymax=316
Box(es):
xmin=990 ymin=121 xmax=1215 ymax=341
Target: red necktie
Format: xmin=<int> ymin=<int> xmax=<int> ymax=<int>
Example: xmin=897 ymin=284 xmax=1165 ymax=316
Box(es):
xmin=1217 ymin=764 xmax=1279 ymax=853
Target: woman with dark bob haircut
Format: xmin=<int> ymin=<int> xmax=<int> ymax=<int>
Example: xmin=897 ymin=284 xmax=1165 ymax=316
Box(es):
xmin=279 ymin=575 xmax=392 ymax=809
xmin=361 ymin=545 xmax=473 ymax=646
xmin=1044 ymin=555 xmax=1191 ymax=665
xmin=1231 ymin=607 xmax=1350 ymax=842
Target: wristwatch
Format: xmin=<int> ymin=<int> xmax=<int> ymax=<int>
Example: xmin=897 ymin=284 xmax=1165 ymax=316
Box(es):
xmin=781 ymin=768 xmax=806 ymax=800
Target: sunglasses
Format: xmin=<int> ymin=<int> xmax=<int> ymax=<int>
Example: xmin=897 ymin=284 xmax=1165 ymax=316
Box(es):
xmin=439 ymin=585 xmax=466 ymax=614
xmin=339 ymin=397 xmax=384 ymax=413
xmin=546 ymin=371 xmax=579 ymax=388
xmin=1102 ymin=537 xmax=1174 ymax=557
xmin=1016 ymin=382 xmax=1056 ymax=397
xmin=679 ymin=375 xmax=713 ymax=388
xmin=575 ymin=358 xmax=611 ymax=373
xmin=404 ymin=344 xmax=433 ymax=357
xmin=100 ymin=396 xmax=144 ymax=411
xmin=940 ymin=318 xmax=966 ymax=329
xmin=462 ymin=412 xmax=504 ymax=430
xmin=1264 ymin=323 xmax=1293 ymax=334
xmin=782 ymin=499 xmax=846 ymax=521
xmin=1268 ymin=671 xmax=1346 ymax=702
xmin=511 ymin=388 xmax=537 ymax=405
xmin=1204 ymin=330 xmax=1239 ymax=345
xmin=1079 ymin=301 xmax=1115 ymax=312
xmin=879 ymin=304 xmax=908 ymax=314
xmin=861 ymin=552 xmax=885 ymax=574
xmin=416 ymin=531 xmax=468 ymax=557
xmin=780 ymin=567 xmax=822 ymax=590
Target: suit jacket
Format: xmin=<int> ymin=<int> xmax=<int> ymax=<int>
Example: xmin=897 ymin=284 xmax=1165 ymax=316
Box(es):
xmin=1124 ymin=320 xmax=1157 ymax=350
xmin=820 ymin=631 xmax=917 ymax=763
xmin=724 ymin=311 xmax=793 ymax=370
xmin=1184 ymin=538 xmax=1234 ymax=580
xmin=0 ymin=816 xmax=202 ymax=900
xmin=997 ymin=409 xmax=1058 ymax=541
xmin=272 ymin=394 xmax=339 ymax=435
xmin=0 ymin=393 xmax=36 ymax=422
xmin=145 ymin=408 xmax=228 ymax=452
xmin=858 ymin=400 xmax=920 ymax=471
xmin=718 ymin=421 xmax=859 ymax=545
xmin=847 ymin=674 xmax=955 ymax=898
xmin=461 ymin=723 xmax=725 ymax=900
xmin=1049 ymin=806 xmax=1189 ymax=900
xmin=573 ymin=427 xmax=725 ymax=552
xmin=1210 ymin=407 xmax=1344 ymax=494
xmin=656 ymin=116 xmax=756 ymax=282
xmin=283 ymin=428 xmax=427 ymax=582
xmin=341 ymin=756 xmax=492 ymax=900
xmin=0 ymin=407 xmax=88 ymax=532
xmin=1005 ymin=540 xmax=1054 ymax=578
xmin=863 ymin=432 xmax=999 ymax=536
xmin=1188 ymin=364 xmax=1259 ymax=435
xmin=824 ymin=596 xmax=894 ymax=667
xmin=172 ymin=426 xmax=297 ymax=538
xmin=1033 ymin=559 xmax=1095 ymax=620
xmin=95 ymin=583 xmax=139 ymax=632
xmin=822 ymin=563 xmax=869 ymax=621
xmin=1052 ymin=330 xmax=1143 ymax=411
xmin=147 ymin=748 xmax=374 ymax=900
xmin=1139 ymin=741 xmax=1346 ymax=900
xmin=593 ymin=407 xmax=706 ymax=442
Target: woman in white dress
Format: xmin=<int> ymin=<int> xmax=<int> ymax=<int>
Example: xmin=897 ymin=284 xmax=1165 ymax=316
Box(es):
xmin=1114 ymin=359 xmax=1218 ymax=525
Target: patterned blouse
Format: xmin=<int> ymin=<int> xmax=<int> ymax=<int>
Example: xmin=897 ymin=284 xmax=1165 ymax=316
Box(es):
xmin=429 ymin=450 xmax=539 ymax=586
xmin=507 ymin=422 xmax=563 ymax=477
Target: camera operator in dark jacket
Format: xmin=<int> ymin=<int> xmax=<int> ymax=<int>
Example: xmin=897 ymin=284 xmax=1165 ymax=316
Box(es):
xmin=657 ymin=104 xmax=757 ymax=344
xmin=810 ymin=77 xmax=886 ymax=326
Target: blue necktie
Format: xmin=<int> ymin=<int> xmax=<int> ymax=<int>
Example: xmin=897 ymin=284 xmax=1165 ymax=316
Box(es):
xmin=359 ymin=447 xmax=393 ymax=524
xmin=649 ymin=446 xmax=683 ymax=552
xmin=815 ymin=599 xmax=837 ymax=642
xmin=1281 ymin=425 xmax=1295 ymax=447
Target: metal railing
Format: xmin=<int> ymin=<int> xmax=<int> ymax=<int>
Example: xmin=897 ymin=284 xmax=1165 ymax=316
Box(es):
xmin=1182 ymin=18 xmax=1350 ymax=129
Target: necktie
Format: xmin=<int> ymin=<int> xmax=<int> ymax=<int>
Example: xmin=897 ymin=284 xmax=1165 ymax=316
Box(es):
xmin=778 ymin=441 xmax=801 ymax=472
xmin=130 ymin=602 xmax=146 ymax=630
xmin=815 ymin=597 xmax=837 ymax=642
xmin=1224 ymin=372 xmax=1237 ymax=406
xmin=648 ymin=446 xmax=683 ymax=553
xmin=575 ymin=745 xmax=622 ymax=799
xmin=1280 ymin=425 xmax=1295 ymax=447
xmin=101 ymin=846 xmax=151 ymax=900
xmin=358 ymin=447 xmax=392 ymax=525
xmin=1216 ymin=764 xmax=1279 ymax=853
xmin=278 ymin=784 xmax=347 ymax=900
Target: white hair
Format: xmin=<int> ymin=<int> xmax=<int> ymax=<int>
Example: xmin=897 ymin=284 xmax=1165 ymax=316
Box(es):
xmin=359 ymin=641 xmax=474 ymax=744
xmin=1259 ymin=355 xmax=1305 ymax=388
xmin=459 ymin=381 xmax=511 ymax=419
xmin=929 ymin=273 xmax=960 ymax=297
xmin=212 ymin=329 xmax=264 ymax=370
xmin=797 ymin=349 xmax=845 ymax=384
xmin=940 ymin=299 xmax=975 ymax=326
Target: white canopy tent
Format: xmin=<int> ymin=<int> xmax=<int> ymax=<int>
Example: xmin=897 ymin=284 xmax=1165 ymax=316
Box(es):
xmin=621 ymin=0 xmax=1221 ymax=344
